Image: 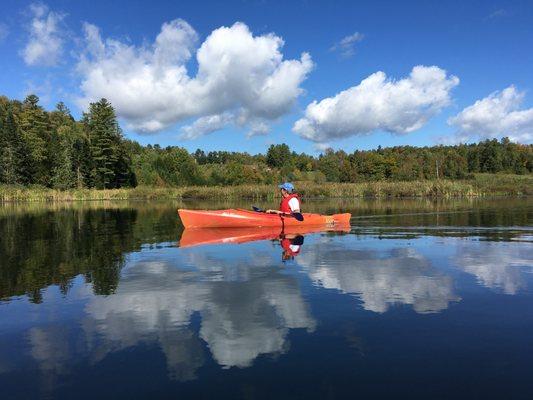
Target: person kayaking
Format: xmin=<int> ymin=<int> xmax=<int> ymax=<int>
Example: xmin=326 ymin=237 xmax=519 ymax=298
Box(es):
xmin=266 ymin=182 xmax=301 ymax=216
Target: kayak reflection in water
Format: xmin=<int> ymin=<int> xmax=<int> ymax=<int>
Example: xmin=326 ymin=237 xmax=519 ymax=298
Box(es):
xmin=179 ymin=224 xmax=350 ymax=260
xmin=179 ymin=226 xmax=306 ymax=261
xmin=280 ymin=233 xmax=304 ymax=262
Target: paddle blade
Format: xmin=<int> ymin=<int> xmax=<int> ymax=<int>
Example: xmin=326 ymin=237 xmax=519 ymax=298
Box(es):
xmin=293 ymin=212 xmax=304 ymax=222
xmin=252 ymin=206 xmax=263 ymax=212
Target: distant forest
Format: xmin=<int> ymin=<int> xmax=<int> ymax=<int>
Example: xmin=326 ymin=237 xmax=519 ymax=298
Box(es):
xmin=1 ymin=95 xmax=532 ymax=189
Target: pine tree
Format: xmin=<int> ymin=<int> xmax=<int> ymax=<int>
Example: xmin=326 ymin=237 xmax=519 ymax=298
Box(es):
xmin=114 ymin=144 xmax=136 ymax=188
xmin=0 ymin=103 xmax=28 ymax=184
xmin=51 ymin=126 xmax=76 ymax=189
xmin=85 ymin=99 xmax=122 ymax=189
xmin=71 ymin=127 xmax=93 ymax=189
xmin=49 ymin=102 xmax=78 ymax=189
xmin=18 ymin=95 xmax=52 ymax=186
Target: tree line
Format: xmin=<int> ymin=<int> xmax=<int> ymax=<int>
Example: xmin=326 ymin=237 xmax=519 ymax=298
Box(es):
xmin=0 ymin=95 xmax=135 ymax=189
xmin=1 ymin=95 xmax=531 ymax=189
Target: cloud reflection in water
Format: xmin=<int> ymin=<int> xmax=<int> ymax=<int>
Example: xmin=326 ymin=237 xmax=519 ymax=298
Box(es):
xmin=297 ymin=237 xmax=461 ymax=313
xmin=21 ymin=230 xmax=533 ymax=389
xmin=83 ymin=248 xmax=315 ymax=374
xmin=453 ymin=241 xmax=533 ymax=294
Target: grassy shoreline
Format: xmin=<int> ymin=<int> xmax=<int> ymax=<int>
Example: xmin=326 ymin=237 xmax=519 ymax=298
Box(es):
xmin=1 ymin=174 xmax=531 ymax=202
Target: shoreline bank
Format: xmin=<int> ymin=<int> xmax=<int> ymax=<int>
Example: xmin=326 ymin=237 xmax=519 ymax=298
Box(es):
xmin=1 ymin=174 xmax=531 ymax=202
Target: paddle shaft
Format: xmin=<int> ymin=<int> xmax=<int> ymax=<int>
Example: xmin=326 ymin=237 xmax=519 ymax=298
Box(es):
xmin=252 ymin=206 xmax=304 ymax=222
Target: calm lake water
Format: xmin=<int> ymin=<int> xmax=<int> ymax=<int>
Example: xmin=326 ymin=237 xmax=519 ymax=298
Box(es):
xmin=1 ymin=198 xmax=532 ymax=399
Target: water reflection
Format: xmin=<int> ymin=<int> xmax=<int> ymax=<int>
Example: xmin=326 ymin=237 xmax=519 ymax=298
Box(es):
xmin=454 ymin=241 xmax=533 ymax=294
xmin=84 ymin=261 xmax=206 ymax=380
xmin=180 ymin=225 xmax=349 ymax=263
xmin=1 ymin=199 xmax=532 ymax=399
xmin=180 ymin=247 xmax=317 ymax=367
xmin=297 ymin=238 xmax=460 ymax=313
xmin=28 ymin=326 xmax=75 ymax=381
xmin=23 ymin=252 xmax=316 ymax=385
xmin=280 ymin=234 xmax=304 ymax=261
xmin=0 ymin=204 xmax=182 ymax=301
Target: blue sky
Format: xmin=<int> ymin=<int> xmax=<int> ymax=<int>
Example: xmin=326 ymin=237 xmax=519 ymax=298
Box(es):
xmin=1 ymin=0 xmax=532 ymax=154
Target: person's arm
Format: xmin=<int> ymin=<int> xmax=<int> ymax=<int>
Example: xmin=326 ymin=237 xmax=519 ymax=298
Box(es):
xmin=288 ymin=197 xmax=300 ymax=213
xmin=266 ymin=209 xmax=286 ymax=215
xmin=266 ymin=209 xmax=295 ymax=217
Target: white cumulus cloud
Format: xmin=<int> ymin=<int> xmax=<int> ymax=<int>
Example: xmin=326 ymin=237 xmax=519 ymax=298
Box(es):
xmin=448 ymin=86 xmax=533 ymax=143
xmin=293 ymin=65 xmax=459 ymax=143
xmin=180 ymin=113 xmax=234 ymax=139
xmin=21 ymin=3 xmax=65 ymax=66
xmin=77 ymin=20 xmax=313 ymax=135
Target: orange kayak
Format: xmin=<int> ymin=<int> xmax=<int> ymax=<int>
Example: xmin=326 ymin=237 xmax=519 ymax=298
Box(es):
xmin=178 ymin=208 xmax=351 ymax=229
xmin=179 ymin=224 xmax=351 ymax=248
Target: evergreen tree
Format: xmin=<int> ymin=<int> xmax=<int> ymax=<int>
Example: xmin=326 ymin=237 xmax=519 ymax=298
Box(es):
xmin=84 ymin=99 xmax=128 ymax=189
xmin=18 ymin=95 xmax=52 ymax=185
xmin=114 ymin=144 xmax=137 ymax=188
xmin=49 ymin=103 xmax=78 ymax=189
xmin=0 ymin=103 xmax=28 ymax=184
xmin=71 ymin=129 xmax=93 ymax=188
xmin=51 ymin=126 xmax=76 ymax=189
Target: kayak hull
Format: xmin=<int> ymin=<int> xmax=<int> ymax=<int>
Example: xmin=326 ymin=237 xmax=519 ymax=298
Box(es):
xmin=178 ymin=208 xmax=351 ymax=229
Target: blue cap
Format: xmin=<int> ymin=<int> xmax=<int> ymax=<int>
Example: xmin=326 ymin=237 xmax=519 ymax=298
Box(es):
xmin=278 ymin=182 xmax=295 ymax=192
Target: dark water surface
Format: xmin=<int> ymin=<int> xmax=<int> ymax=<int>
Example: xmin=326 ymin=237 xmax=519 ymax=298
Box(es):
xmin=1 ymin=198 xmax=532 ymax=399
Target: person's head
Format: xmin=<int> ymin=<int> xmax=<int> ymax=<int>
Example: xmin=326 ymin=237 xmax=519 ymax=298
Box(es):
xmin=278 ymin=182 xmax=295 ymax=198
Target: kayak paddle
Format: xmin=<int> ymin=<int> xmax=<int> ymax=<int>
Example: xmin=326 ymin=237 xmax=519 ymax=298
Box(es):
xmin=252 ymin=206 xmax=304 ymax=222
xmin=292 ymin=212 xmax=304 ymax=222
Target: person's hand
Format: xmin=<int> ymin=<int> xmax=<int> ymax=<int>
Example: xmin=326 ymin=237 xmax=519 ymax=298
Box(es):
xmin=266 ymin=209 xmax=278 ymax=214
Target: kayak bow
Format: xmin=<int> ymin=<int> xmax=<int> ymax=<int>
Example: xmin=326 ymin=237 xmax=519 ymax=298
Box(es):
xmin=178 ymin=208 xmax=351 ymax=229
